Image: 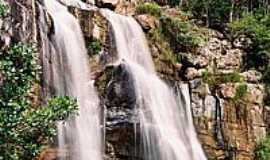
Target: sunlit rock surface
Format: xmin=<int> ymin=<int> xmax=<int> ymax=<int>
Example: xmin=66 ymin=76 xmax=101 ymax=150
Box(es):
xmin=8 ymin=1 xmax=269 ymax=160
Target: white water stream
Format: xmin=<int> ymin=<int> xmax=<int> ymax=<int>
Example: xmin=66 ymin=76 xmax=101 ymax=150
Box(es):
xmin=41 ymin=0 xmax=206 ymax=158
xmin=43 ymin=1 xmax=102 ymax=159
xmin=102 ymin=9 xmax=207 ymax=160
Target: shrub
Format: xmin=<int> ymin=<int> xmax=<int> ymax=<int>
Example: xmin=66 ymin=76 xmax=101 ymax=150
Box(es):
xmin=0 ymin=0 xmax=9 ymax=18
xmin=87 ymin=38 xmax=102 ymax=56
xmin=255 ymin=136 xmax=270 ymax=160
xmin=233 ymin=83 xmax=248 ymax=101
xmin=136 ymin=2 xmax=162 ymax=17
xmin=0 ymin=43 xmax=78 ymax=160
xmin=0 ymin=43 xmax=40 ymax=100
xmin=202 ymin=71 xmax=243 ymax=88
xmin=160 ymin=15 xmax=206 ymax=52
xmin=229 ymin=13 xmax=270 ymax=65
xmin=202 ymin=70 xmax=216 ymax=86
xmin=147 ymin=29 xmax=179 ymax=64
xmin=229 ymin=13 xmax=270 ymax=47
xmin=230 ymin=13 xmax=270 ymax=104
xmin=168 ymin=0 xmax=180 ymax=6
xmin=202 ymin=71 xmax=243 ymax=84
xmin=220 ymin=72 xmax=243 ymax=83
xmin=0 ymin=97 xmax=78 ymax=160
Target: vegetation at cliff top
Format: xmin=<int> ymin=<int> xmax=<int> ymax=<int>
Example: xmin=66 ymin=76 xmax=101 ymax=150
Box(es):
xmin=255 ymin=136 xmax=270 ymax=160
xmin=147 ymin=29 xmax=179 ymax=64
xmin=0 ymin=0 xmax=9 ymax=18
xmin=229 ymin=12 xmax=270 ymax=104
xmin=136 ymin=2 xmax=162 ymax=17
xmin=0 ymin=43 xmax=78 ymax=160
xmin=175 ymin=0 xmax=270 ymax=29
xmin=137 ymin=2 xmax=207 ymax=55
xmin=160 ymin=15 xmax=207 ymax=52
xmin=152 ymin=0 xmax=270 ymax=104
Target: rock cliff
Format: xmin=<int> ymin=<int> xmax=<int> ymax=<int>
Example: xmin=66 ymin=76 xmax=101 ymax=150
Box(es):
xmin=4 ymin=0 xmax=269 ymax=159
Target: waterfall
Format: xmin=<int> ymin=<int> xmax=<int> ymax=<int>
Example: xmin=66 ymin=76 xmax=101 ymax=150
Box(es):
xmin=101 ymin=9 xmax=207 ymax=160
xmin=42 ymin=0 xmax=102 ymax=159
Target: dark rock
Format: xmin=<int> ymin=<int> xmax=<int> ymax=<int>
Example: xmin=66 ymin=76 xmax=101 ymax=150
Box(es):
xmin=106 ymin=63 xmax=136 ymax=109
xmin=96 ymin=63 xmax=140 ymax=160
xmin=233 ymin=35 xmax=252 ymax=50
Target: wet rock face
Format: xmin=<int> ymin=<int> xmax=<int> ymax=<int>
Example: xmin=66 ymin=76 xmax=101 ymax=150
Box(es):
xmin=106 ymin=64 xmax=136 ymax=109
xmin=93 ymin=14 xmax=267 ymax=160
xmin=98 ymin=63 xmax=140 ymax=160
xmin=13 ymin=1 xmax=268 ymax=159
xmin=1 ymin=0 xmax=36 ymax=47
xmin=190 ymin=80 xmax=266 ymax=160
xmin=7 ymin=0 xmax=37 ymax=43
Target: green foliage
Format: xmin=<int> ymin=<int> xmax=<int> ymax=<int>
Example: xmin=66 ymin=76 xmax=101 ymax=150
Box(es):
xmin=255 ymin=136 xmax=270 ymax=160
xmin=202 ymin=70 xmax=213 ymax=84
xmin=136 ymin=2 xmax=162 ymax=17
xmin=233 ymin=83 xmax=248 ymax=101
xmin=230 ymin=13 xmax=270 ymax=104
xmin=0 ymin=97 xmax=78 ymax=160
xmin=168 ymin=0 xmax=180 ymax=6
xmin=202 ymin=71 xmax=243 ymax=88
xmin=230 ymin=13 xmax=270 ymax=50
xmin=87 ymin=38 xmax=102 ymax=56
xmin=220 ymin=72 xmax=243 ymax=83
xmin=147 ymin=29 xmax=179 ymax=64
xmin=182 ymin=0 xmax=270 ymax=28
xmin=229 ymin=13 xmax=270 ymax=69
xmin=0 ymin=43 xmax=78 ymax=159
xmin=0 ymin=0 xmax=8 ymax=18
xmin=160 ymin=15 xmax=206 ymax=52
xmin=0 ymin=43 xmax=40 ymax=101
xmin=186 ymin=0 xmax=232 ymax=24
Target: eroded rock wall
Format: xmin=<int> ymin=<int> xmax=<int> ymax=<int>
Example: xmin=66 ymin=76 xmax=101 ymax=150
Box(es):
xmin=10 ymin=0 xmax=268 ymax=159
xmin=68 ymin=3 xmax=268 ymax=160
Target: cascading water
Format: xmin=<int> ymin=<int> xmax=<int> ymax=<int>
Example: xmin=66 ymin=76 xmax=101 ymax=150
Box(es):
xmin=102 ymin=9 xmax=207 ymax=160
xmin=42 ymin=1 xmax=102 ymax=159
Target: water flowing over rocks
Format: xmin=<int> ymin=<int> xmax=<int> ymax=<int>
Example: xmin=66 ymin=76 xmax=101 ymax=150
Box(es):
xmin=6 ymin=0 xmax=269 ymax=159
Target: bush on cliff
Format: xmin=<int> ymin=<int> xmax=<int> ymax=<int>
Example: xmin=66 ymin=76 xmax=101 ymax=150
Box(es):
xmin=87 ymin=38 xmax=102 ymax=56
xmin=229 ymin=12 xmax=270 ymax=104
xmin=160 ymin=15 xmax=206 ymax=52
xmin=0 ymin=43 xmax=78 ymax=160
xmin=136 ymin=2 xmax=162 ymax=17
xmin=255 ymin=136 xmax=270 ymax=160
xmin=0 ymin=0 xmax=8 ymax=18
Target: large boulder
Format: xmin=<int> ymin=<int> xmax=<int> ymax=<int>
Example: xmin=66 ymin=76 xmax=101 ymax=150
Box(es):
xmin=135 ymin=14 xmax=158 ymax=31
xmin=96 ymin=63 xmax=139 ymax=160
xmin=241 ymin=70 xmax=262 ymax=83
xmin=96 ymin=0 xmax=119 ymax=10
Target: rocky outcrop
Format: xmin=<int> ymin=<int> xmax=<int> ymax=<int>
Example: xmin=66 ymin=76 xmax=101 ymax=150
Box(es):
xmin=191 ymin=80 xmax=266 ymax=159
xmin=135 ymin=14 xmax=159 ymax=31
xmin=74 ymin=4 xmax=268 ymax=159
xmin=181 ymin=33 xmax=267 ymax=159
xmin=1 ymin=0 xmax=36 ymax=45
xmin=7 ymin=0 xmax=268 ymax=159
xmin=100 ymin=64 xmax=140 ymax=160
